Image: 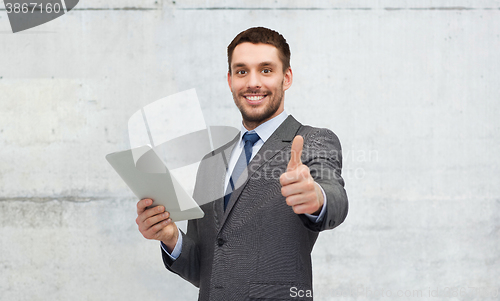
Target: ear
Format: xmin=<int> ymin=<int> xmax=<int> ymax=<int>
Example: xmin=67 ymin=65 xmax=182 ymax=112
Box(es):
xmin=227 ymin=71 xmax=232 ymax=91
xmin=283 ymin=67 xmax=293 ymax=91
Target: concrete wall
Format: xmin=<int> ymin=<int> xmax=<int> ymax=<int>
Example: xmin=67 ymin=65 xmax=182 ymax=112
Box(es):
xmin=1 ymin=1 xmax=499 ymax=300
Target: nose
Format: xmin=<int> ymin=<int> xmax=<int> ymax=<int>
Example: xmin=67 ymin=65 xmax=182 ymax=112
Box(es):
xmin=247 ymin=71 xmax=261 ymax=89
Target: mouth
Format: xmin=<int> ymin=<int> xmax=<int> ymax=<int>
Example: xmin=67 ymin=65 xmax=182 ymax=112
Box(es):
xmin=244 ymin=94 xmax=267 ymax=105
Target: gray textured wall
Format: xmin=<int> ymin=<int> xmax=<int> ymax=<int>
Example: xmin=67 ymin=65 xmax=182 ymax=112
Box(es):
xmin=1 ymin=1 xmax=499 ymax=300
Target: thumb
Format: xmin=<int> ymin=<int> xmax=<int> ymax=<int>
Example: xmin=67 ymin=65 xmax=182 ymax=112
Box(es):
xmin=287 ymin=135 xmax=304 ymax=171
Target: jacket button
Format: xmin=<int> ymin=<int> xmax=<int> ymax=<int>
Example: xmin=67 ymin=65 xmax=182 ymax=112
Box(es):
xmin=217 ymin=238 xmax=225 ymax=246
xmin=329 ymin=220 xmax=334 ymax=227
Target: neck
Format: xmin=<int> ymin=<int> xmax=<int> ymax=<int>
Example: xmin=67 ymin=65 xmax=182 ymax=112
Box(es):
xmin=242 ymin=108 xmax=284 ymax=131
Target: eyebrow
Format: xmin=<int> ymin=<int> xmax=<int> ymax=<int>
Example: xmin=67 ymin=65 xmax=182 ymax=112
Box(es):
xmin=233 ymin=63 xmax=247 ymax=69
xmin=259 ymin=62 xmax=276 ymax=67
xmin=232 ymin=61 xmax=277 ymax=69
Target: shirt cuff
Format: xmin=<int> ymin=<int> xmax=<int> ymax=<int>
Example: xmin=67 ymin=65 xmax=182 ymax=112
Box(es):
xmin=160 ymin=228 xmax=183 ymax=260
xmin=304 ymin=183 xmax=328 ymax=223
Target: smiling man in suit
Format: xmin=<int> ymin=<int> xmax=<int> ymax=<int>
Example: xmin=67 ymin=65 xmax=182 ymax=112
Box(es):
xmin=135 ymin=27 xmax=348 ymax=300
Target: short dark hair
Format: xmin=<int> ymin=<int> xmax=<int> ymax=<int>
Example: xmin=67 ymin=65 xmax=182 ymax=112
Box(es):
xmin=227 ymin=27 xmax=291 ymax=73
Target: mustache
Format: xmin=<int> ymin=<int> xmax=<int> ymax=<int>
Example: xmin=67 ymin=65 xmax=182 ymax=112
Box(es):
xmin=239 ymin=89 xmax=271 ymax=95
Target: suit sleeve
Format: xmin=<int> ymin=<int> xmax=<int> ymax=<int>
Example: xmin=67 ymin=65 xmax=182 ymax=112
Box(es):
xmin=161 ymin=219 xmax=201 ymax=288
xmin=298 ymin=127 xmax=349 ymax=232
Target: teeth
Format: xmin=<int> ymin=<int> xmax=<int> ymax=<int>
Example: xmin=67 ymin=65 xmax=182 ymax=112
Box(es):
xmin=246 ymin=95 xmax=265 ymax=101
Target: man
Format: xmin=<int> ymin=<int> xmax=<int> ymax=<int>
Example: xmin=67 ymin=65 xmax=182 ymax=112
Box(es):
xmin=136 ymin=27 xmax=348 ymax=300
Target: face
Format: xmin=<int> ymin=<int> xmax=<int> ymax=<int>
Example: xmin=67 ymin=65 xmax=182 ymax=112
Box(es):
xmin=228 ymin=42 xmax=293 ymax=130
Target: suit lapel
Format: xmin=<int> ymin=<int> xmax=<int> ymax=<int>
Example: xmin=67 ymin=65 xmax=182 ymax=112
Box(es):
xmin=212 ymin=134 xmax=239 ymax=229
xmin=219 ymin=115 xmax=302 ymax=229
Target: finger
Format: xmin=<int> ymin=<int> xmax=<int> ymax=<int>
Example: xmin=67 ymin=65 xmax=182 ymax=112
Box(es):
xmin=281 ymin=180 xmax=313 ymax=198
xmin=285 ymin=186 xmax=317 ymax=205
xmin=148 ymin=218 xmax=173 ymax=236
xmin=137 ymin=205 xmax=165 ymax=225
xmin=147 ymin=218 xmax=174 ymax=240
xmin=290 ymin=203 xmax=315 ymax=215
xmin=285 ymin=194 xmax=308 ymax=208
xmin=280 ymin=165 xmax=310 ymax=186
xmin=287 ymin=135 xmax=304 ymax=171
xmin=137 ymin=198 xmax=153 ymax=215
xmin=142 ymin=211 xmax=170 ymax=230
xmin=280 ymin=170 xmax=299 ymax=186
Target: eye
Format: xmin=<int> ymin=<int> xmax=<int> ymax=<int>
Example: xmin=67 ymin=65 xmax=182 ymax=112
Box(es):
xmin=236 ymin=70 xmax=247 ymax=75
xmin=262 ymin=69 xmax=271 ymax=74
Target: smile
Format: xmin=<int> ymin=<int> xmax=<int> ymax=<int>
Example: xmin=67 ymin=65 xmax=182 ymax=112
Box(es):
xmin=244 ymin=95 xmax=267 ymax=104
xmin=245 ymin=95 xmax=265 ymax=101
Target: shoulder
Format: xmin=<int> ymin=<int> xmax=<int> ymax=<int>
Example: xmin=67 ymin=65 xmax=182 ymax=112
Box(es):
xmin=297 ymin=124 xmax=342 ymax=151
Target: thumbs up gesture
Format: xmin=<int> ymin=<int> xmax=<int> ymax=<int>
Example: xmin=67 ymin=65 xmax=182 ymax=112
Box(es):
xmin=280 ymin=135 xmax=324 ymax=215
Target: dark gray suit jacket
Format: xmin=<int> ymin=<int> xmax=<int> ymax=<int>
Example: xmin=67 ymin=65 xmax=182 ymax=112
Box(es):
xmin=162 ymin=115 xmax=348 ymax=300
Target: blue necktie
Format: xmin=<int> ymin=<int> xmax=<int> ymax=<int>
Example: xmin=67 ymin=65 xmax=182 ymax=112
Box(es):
xmin=224 ymin=132 xmax=260 ymax=210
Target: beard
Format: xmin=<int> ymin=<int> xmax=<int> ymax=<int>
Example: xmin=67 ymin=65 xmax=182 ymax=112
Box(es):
xmin=232 ymin=82 xmax=284 ymax=125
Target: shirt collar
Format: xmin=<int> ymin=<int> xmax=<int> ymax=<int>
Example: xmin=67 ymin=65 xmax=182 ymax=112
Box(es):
xmin=239 ymin=110 xmax=289 ymax=143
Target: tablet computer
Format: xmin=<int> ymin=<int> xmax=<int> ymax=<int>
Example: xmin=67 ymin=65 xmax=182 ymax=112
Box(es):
xmin=106 ymin=145 xmax=205 ymax=222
